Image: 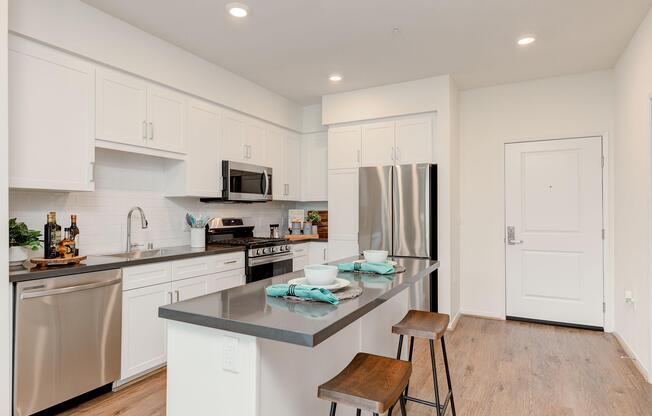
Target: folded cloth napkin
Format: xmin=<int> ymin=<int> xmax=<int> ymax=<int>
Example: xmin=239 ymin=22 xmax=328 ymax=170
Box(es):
xmin=265 ymin=284 xmax=339 ymax=305
xmin=337 ymin=261 xmax=395 ymax=275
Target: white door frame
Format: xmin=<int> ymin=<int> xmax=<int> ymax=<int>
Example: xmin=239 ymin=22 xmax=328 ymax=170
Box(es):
xmin=503 ymin=133 xmax=612 ymax=332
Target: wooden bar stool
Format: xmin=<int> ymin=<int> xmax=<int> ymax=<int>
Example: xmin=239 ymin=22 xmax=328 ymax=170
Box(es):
xmin=318 ymin=352 xmax=411 ymax=416
xmin=389 ymin=310 xmax=457 ymax=416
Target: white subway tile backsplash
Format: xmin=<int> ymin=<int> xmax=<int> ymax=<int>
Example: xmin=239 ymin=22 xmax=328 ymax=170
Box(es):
xmin=9 ymin=150 xmax=322 ymax=255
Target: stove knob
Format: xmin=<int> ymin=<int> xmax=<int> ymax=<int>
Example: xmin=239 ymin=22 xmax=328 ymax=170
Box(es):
xmin=256 ymin=249 xmax=261 ymax=255
xmin=272 ymin=246 xmax=278 ymax=253
xmin=263 ymin=247 xmax=269 ymax=254
xmin=284 ymin=245 xmax=290 ymax=251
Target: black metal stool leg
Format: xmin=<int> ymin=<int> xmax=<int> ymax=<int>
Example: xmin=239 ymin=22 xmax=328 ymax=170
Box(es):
xmin=441 ymin=337 xmax=456 ymax=416
xmin=405 ymin=336 xmax=414 ymax=395
xmin=329 ymin=402 xmax=337 ymax=416
xmin=396 ymin=334 xmax=404 ymax=359
xmin=355 ymin=409 xmax=361 ymax=416
xmin=400 ymin=395 xmax=408 ymax=416
xmin=430 ymin=339 xmax=443 ymax=416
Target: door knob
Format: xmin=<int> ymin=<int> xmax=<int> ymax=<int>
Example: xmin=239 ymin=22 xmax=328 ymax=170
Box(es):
xmin=507 ymin=226 xmax=524 ymax=245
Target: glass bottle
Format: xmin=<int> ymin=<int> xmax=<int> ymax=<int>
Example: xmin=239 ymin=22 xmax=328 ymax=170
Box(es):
xmin=44 ymin=212 xmax=61 ymax=259
xmin=58 ymin=228 xmax=75 ymax=259
xmin=69 ymin=214 xmax=80 ymax=256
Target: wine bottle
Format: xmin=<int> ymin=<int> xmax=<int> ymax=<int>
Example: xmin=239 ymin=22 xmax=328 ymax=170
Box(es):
xmin=69 ymin=214 xmax=80 ymax=256
xmin=44 ymin=212 xmax=61 ymax=259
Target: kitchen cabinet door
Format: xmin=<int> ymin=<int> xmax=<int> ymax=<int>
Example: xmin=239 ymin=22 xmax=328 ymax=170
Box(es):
xmin=308 ymin=242 xmax=328 ymax=264
xmin=244 ymin=121 xmax=266 ymax=165
xmin=266 ymin=128 xmax=286 ymax=200
xmin=206 ymin=269 xmax=246 ymax=294
xmin=9 ymin=36 xmax=96 ymax=192
xmin=328 ymin=169 xmax=359 ymax=261
xmin=121 ymin=282 xmax=171 ymax=380
xmin=170 ymin=98 xmax=221 ymax=197
xmin=328 ymin=126 xmax=361 ymax=169
xmin=395 ymin=116 xmax=433 ymax=164
xmin=96 ymin=67 xmax=148 ymax=147
xmin=171 ymin=275 xmax=209 ymax=302
xmin=361 ymin=121 xmax=395 ymax=167
xmin=221 ymin=111 xmax=246 ymax=162
xmin=147 ymin=85 xmax=186 ymax=153
xmin=293 ymin=255 xmax=309 ymax=272
xmin=285 ymin=133 xmax=302 ymax=201
xmin=301 ymin=132 xmax=328 ymax=201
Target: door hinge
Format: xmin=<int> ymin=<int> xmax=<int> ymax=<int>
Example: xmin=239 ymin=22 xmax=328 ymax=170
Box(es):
xmin=603 ymin=302 xmax=606 ymax=313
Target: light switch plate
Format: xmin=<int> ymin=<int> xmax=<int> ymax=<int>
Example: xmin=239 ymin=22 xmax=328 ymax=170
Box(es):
xmin=222 ymin=336 xmax=239 ymax=373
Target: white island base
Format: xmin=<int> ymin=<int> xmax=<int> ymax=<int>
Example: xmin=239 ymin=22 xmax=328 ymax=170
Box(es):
xmin=166 ymin=289 xmax=413 ymax=416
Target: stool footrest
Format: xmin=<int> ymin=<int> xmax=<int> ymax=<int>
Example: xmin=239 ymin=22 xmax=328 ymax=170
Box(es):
xmin=404 ymin=390 xmax=452 ymax=413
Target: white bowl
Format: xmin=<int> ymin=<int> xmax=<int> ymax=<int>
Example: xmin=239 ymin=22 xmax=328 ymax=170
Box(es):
xmin=304 ymin=264 xmax=338 ymax=286
xmin=363 ymin=250 xmax=389 ymax=263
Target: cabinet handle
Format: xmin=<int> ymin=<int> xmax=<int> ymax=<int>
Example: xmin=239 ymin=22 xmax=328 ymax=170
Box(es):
xmin=174 ymin=290 xmax=180 ymax=302
xmin=224 ymin=260 xmax=238 ymax=265
xmin=356 ymin=150 xmax=361 ymax=164
xmin=243 ymin=145 xmax=248 ymax=160
xmin=323 ymin=248 xmax=327 ymax=261
xmin=149 ymin=122 xmax=154 ymax=140
xmin=168 ymin=292 xmax=173 ymax=304
xmin=89 ymin=162 xmax=95 ymax=182
xmin=390 ymin=147 xmax=395 ymax=161
xmin=142 ymin=121 xmax=147 ymax=140
xmin=396 ymin=147 xmax=400 ymax=161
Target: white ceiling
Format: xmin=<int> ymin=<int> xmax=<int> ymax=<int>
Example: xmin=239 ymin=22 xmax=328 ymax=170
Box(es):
xmin=82 ymin=0 xmax=651 ymax=104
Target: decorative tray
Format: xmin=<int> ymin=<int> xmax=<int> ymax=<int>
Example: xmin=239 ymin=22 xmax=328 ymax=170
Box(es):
xmin=30 ymin=255 xmax=87 ymax=268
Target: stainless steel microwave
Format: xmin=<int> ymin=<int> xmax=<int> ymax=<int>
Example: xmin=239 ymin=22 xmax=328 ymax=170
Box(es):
xmin=215 ymin=160 xmax=272 ymax=202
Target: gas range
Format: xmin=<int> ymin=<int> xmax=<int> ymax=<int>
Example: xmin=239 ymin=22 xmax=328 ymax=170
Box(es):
xmin=205 ymin=218 xmax=294 ymax=283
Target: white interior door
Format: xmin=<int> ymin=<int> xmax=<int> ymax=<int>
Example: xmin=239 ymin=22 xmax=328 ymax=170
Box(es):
xmin=505 ymin=137 xmax=604 ymax=328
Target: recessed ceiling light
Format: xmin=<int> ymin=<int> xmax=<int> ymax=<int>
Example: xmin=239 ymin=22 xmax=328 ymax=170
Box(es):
xmin=517 ymin=36 xmax=536 ymax=46
xmin=329 ymin=74 xmax=343 ymax=82
xmin=226 ymin=2 xmax=249 ymax=18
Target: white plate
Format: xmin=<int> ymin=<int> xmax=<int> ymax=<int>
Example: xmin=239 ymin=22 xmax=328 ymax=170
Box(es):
xmin=353 ymin=259 xmax=398 ymax=266
xmin=287 ymin=277 xmax=351 ymax=291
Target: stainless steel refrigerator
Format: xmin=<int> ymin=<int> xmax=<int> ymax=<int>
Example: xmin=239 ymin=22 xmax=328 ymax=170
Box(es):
xmin=359 ymin=164 xmax=438 ymax=309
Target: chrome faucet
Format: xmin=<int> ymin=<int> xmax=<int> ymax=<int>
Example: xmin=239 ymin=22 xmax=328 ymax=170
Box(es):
xmin=126 ymin=207 xmax=148 ymax=252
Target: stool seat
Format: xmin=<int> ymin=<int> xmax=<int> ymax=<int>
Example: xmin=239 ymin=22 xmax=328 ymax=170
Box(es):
xmin=392 ymin=310 xmax=449 ymax=340
xmin=318 ymin=353 xmax=412 ymax=414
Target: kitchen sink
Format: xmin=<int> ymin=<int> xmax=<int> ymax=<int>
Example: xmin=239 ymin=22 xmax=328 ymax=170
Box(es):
xmin=103 ymin=249 xmax=165 ymax=260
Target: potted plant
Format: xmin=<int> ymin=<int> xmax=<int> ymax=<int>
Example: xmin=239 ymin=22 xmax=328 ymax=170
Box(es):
xmin=305 ymin=211 xmax=321 ymax=235
xmin=9 ymin=218 xmax=41 ymax=266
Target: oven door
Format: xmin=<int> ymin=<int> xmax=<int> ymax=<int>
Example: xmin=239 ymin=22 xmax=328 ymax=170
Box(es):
xmin=247 ymin=252 xmax=293 ymax=283
xmin=223 ymin=161 xmax=272 ymax=202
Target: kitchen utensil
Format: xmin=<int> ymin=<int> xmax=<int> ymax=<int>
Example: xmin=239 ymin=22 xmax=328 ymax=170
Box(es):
xmin=270 ymin=224 xmax=280 ymax=238
xmin=363 ymin=250 xmax=389 ymax=263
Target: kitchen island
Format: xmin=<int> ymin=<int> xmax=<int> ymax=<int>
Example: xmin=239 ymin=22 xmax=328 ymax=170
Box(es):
xmin=159 ymin=256 xmax=438 ymax=416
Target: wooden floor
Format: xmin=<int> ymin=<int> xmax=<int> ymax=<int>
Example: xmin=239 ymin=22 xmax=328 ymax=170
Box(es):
xmin=58 ymin=316 xmax=652 ymax=416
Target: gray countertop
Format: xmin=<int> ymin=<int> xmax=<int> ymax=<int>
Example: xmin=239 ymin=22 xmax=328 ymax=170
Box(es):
xmin=159 ymin=256 xmax=438 ymax=347
xmin=9 ymin=245 xmax=245 ymax=283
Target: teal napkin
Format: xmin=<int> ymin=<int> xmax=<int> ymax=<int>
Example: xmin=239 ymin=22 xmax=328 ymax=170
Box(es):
xmin=337 ymin=261 xmax=395 ymax=275
xmin=265 ymin=284 xmax=339 ymax=305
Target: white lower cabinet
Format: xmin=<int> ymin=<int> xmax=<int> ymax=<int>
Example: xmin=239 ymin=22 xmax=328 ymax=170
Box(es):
xmin=120 ymin=253 xmax=245 ymax=383
xmin=121 ymin=282 xmax=171 ymax=380
xmin=308 ymin=242 xmax=328 ymax=264
xmin=293 ymin=255 xmax=309 ymax=272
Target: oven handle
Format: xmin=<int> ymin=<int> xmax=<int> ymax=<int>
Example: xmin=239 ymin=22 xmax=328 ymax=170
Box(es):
xmin=248 ymin=252 xmax=293 ymax=266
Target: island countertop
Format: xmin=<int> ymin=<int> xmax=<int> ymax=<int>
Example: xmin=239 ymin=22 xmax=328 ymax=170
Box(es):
xmin=159 ymin=256 xmax=438 ymax=347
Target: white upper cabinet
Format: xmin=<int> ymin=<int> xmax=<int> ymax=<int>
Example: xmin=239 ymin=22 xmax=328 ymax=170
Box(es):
xmin=9 ymin=36 xmax=95 ymax=192
xmin=285 ymin=134 xmax=302 ymax=201
xmin=301 ymin=132 xmax=328 ymax=201
xmin=147 ymin=85 xmax=186 ymax=153
xmin=96 ymin=68 xmax=148 ymax=147
xmin=266 ymin=128 xmax=285 ymax=200
xmin=221 ymin=110 xmax=245 ymax=162
xmin=361 ymin=121 xmax=395 ymax=166
xmin=243 ymin=122 xmax=266 ymax=166
xmin=395 ymin=116 xmax=433 ymax=164
xmin=328 ymin=126 xmax=362 ymax=169
xmin=96 ymin=68 xmax=185 ymax=157
xmin=166 ymin=98 xmax=221 ymax=197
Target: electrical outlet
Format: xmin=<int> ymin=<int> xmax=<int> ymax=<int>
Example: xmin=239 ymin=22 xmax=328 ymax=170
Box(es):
xmin=222 ymin=336 xmax=239 ymax=373
xmin=625 ymin=290 xmax=634 ymax=303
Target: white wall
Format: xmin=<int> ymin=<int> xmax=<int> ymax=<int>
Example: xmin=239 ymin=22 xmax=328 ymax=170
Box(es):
xmin=8 ymin=0 xmax=302 ymax=131
xmin=302 ymin=104 xmax=326 ymax=133
xmin=459 ymin=71 xmax=614 ymax=322
xmin=322 ymin=75 xmax=459 ymax=319
xmin=613 ymin=7 xmax=652 ymax=380
xmin=9 ymin=150 xmax=295 ymax=256
xmin=1 ymin=0 xmax=10 ymax=413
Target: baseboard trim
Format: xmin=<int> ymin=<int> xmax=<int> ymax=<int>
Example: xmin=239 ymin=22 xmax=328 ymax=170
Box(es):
xmin=448 ymin=311 xmax=461 ymax=331
xmin=459 ymin=310 xmax=506 ymax=321
xmin=506 ymin=316 xmax=603 ymax=332
xmin=113 ymin=365 xmax=166 ymax=390
xmin=612 ymin=331 xmax=650 ymax=383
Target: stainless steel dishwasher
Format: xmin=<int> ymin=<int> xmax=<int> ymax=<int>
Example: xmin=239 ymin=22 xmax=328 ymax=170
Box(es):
xmin=14 ymin=269 xmax=122 ymax=416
